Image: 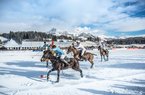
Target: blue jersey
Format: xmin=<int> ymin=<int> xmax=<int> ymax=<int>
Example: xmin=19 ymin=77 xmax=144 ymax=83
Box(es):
xmin=52 ymin=47 xmax=64 ymax=56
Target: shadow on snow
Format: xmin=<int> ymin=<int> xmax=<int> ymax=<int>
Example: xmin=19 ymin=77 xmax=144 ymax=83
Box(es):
xmin=0 ymin=61 xmax=82 ymax=82
xmin=112 ymin=79 xmax=145 ymax=95
xmin=79 ymin=88 xmax=127 ymax=95
xmin=103 ymin=63 xmax=145 ymax=70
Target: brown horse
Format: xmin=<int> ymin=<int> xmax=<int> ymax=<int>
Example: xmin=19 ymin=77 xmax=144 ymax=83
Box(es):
xmin=41 ymin=50 xmax=83 ymax=83
xmin=67 ymin=45 xmax=95 ymax=68
xmin=40 ymin=50 xmax=50 ymax=67
xmin=98 ymin=46 xmax=109 ymax=61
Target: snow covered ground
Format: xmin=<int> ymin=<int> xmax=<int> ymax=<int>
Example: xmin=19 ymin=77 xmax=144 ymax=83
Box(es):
xmin=0 ymin=49 xmax=145 ymax=95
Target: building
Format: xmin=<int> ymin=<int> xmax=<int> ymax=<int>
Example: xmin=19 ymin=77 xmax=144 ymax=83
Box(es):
xmin=3 ymin=39 xmax=73 ymax=50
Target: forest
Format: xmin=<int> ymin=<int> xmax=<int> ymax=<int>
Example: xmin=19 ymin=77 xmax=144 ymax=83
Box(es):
xmin=0 ymin=31 xmax=145 ymax=45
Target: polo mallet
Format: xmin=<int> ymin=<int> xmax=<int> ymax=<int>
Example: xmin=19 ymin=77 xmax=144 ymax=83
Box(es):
xmin=32 ymin=51 xmax=41 ymax=58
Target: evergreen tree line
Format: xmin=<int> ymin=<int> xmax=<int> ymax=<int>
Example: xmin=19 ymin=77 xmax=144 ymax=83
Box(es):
xmin=0 ymin=40 xmax=2 ymax=44
xmin=107 ymin=37 xmax=145 ymax=45
xmin=0 ymin=31 xmax=144 ymax=45
xmin=0 ymin=31 xmax=72 ymax=44
xmin=1 ymin=31 xmax=49 ymax=44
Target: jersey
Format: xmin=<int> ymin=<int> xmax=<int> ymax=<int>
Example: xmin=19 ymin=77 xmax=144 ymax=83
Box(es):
xmin=52 ymin=47 xmax=64 ymax=57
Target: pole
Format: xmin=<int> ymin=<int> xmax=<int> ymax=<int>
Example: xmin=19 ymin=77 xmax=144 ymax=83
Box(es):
xmin=32 ymin=51 xmax=41 ymax=58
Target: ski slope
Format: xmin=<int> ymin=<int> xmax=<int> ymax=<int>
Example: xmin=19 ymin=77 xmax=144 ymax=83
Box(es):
xmin=0 ymin=49 xmax=145 ymax=95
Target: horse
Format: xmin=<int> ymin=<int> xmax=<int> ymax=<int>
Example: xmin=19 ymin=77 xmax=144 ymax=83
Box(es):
xmin=67 ymin=45 xmax=95 ymax=68
xmin=98 ymin=46 xmax=109 ymax=61
xmin=40 ymin=50 xmax=83 ymax=83
xmin=40 ymin=50 xmax=50 ymax=67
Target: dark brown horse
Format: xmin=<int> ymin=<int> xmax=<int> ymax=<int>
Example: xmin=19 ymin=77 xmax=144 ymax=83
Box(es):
xmin=98 ymin=46 xmax=109 ymax=61
xmin=41 ymin=50 xmax=83 ymax=83
xmin=67 ymin=45 xmax=95 ymax=68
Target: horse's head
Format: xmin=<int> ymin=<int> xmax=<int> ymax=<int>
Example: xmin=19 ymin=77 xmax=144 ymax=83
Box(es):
xmin=40 ymin=50 xmax=55 ymax=62
xmin=40 ymin=50 xmax=49 ymax=62
xmin=98 ymin=46 xmax=101 ymax=50
xmin=67 ymin=45 xmax=74 ymax=54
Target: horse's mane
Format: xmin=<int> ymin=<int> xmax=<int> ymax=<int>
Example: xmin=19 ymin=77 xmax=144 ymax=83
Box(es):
xmin=71 ymin=45 xmax=79 ymax=51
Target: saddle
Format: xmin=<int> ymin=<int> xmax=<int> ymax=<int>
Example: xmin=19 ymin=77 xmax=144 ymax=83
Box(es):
xmin=54 ymin=56 xmax=70 ymax=67
xmin=102 ymin=49 xmax=108 ymax=54
xmin=78 ymin=50 xmax=86 ymax=61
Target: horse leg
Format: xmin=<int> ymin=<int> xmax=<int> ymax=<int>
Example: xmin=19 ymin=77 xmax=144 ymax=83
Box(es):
xmin=103 ymin=55 xmax=106 ymax=61
xmin=79 ymin=69 xmax=83 ymax=78
xmin=89 ymin=60 xmax=94 ymax=68
xmin=56 ymin=70 xmax=60 ymax=83
xmin=47 ymin=68 xmax=55 ymax=81
xmin=46 ymin=61 xmax=48 ymax=67
xmin=73 ymin=67 xmax=83 ymax=78
xmin=101 ymin=55 xmax=102 ymax=62
xmin=105 ymin=55 xmax=108 ymax=61
xmin=107 ymin=53 xmax=109 ymax=61
xmin=90 ymin=61 xmax=94 ymax=68
xmin=104 ymin=52 xmax=109 ymax=61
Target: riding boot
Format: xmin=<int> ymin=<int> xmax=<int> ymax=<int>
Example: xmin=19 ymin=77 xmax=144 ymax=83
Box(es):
xmin=61 ymin=59 xmax=69 ymax=66
xmin=80 ymin=55 xmax=84 ymax=61
xmin=82 ymin=55 xmax=86 ymax=61
xmin=81 ymin=55 xmax=85 ymax=60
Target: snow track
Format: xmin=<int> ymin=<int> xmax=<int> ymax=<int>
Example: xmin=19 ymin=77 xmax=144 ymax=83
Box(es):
xmin=0 ymin=49 xmax=145 ymax=95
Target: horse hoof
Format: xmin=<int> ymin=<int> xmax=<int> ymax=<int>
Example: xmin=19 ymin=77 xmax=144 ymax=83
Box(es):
xmin=55 ymin=81 xmax=59 ymax=83
xmin=80 ymin=73 xmax=83 ymax=77
xmin=47 ymin=76 xmax=49 ymax=81
xmin=90 ymin=65 xmax=93 ymax=68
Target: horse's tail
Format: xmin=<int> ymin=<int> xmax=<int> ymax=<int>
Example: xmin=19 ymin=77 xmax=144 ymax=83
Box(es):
xmin=86 ymin=52 xmax=97 ymax=56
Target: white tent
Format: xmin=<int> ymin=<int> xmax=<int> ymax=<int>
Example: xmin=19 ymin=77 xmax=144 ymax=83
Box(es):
xmin=4 ymin=39 xmax=21 ymax=47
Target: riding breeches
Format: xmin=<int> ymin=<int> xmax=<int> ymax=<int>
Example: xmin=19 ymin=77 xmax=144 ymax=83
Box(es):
xmin=60 ymin=55 xmax=65 ymax=59
xmin=81 ymin=49 xmax=86 ymax=56
xmin=59 ymin=55 xmax=68 ymax=65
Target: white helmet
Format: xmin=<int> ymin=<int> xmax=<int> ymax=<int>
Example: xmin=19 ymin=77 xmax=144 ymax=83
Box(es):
xmin=76 ymin=41 xmax=80 ymax=45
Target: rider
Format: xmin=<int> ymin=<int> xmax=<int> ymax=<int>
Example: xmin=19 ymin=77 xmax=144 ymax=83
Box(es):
xmin=99 ymin=40 xmax=108 ymax=51
xmin=75 ymin=41 xmax=86 ymax=59
xmin=51 ymin=45 xmax=69 ymax=66
xmin=42 ymin=41 xmax=50 ymax=51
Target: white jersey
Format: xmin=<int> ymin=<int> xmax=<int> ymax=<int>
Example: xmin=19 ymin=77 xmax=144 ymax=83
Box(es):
xmin=76 ymin=43 xmax=86 ymax=51
xmin=99 ymin=41 xmax=107 ymax=50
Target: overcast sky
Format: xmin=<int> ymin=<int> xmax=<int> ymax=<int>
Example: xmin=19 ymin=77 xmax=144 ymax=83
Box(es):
xmin=0 ymin=0 xmax=145 ymax=37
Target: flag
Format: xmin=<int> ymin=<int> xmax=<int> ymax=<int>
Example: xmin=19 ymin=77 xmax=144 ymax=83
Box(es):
xmin=50 ymin=38 xmax=54 ymax=48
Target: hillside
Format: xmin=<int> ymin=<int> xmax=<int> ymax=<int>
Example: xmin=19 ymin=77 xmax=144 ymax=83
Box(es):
xmin=107 ymin=37 xmax=145 ymax=45
xmin=0 ymin=31 xmax=145 ymax=45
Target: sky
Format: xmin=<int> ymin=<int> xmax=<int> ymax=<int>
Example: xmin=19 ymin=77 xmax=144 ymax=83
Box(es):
xmin=0 ymin=0 xmax=145 ymax=37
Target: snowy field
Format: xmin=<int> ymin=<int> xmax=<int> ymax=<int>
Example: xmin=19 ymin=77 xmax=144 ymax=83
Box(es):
xmin=0 ymin=49 xmax=145 ymax=95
